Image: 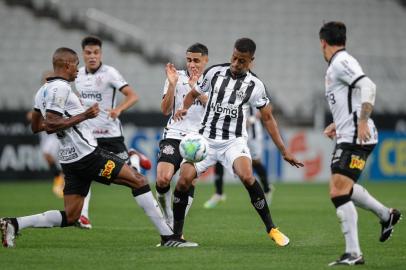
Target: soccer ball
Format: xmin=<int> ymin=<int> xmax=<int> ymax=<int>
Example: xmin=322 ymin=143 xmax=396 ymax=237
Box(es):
xmin=179 ymin=134 xmax=208 ymax=163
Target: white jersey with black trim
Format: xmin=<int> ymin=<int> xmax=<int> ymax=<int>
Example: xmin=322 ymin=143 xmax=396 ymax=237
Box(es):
xmin=196 ymin=64 xmax=269 ymax=140
xmin=325 ymin=49 xmax=378 ymax=145
xmin=247 ymin=106 xmax=263 ymax=141
xmin=33 ymin=77 xmax=97 ymax=164
xmin=75 ymin=64 xmax=128 ymax=138
xmin=162 ymin=70 xmax=206 ymax=140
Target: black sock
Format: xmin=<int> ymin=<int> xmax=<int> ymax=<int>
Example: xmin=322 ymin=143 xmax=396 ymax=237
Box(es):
xmin=131 ymin=184 xmax=151 ymax=197
xmin=214 ymin=162 xmax=224 ymax=195
xmin=156 ymin=183 xmax=170 ymax=195
xmin=253 ymin=162 xmax=270 ymax=193
xmin=49 ymin=163 xmax=61 ymax=177
xmin=188 ymin=185 xmax=195 ymax=198
xmin=172 ymin=189 xmax=189 ymax=236
xmin=245 ymin=180 xmax=274 ymax=232
xmin=60 ymin=210 xmax=68 ymax=227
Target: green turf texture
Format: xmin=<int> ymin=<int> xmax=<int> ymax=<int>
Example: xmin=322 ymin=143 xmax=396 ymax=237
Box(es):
xmin=0 ymin=181 xmax=405 ymax=270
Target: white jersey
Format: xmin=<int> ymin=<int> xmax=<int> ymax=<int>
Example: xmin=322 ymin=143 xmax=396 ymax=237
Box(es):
xmin=162 ymin=70 xmax=206 ymax=140
xmin=247 ymin=106 xmax=263 ymax=141
xmin=197 ymin=64 xmax=270 ymax=140
xmin=75 ymin=64 xmax=128 ymax=139
xmin=33 ymin=77 xmax=97 ymax=164
xmin=325 ymin=49 xmax=378 ymax=145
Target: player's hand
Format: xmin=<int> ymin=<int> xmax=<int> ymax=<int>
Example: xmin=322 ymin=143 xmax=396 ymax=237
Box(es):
xmin=358 ymin=120 xmax=371 ymax=144
xmin=107 ymin=108 xmax=121 ymax=120
xmin=174 ymin=108 xmax=187 ymax=121
xmin=323 ymin=123 xmax=336 ymax=140
xmin=282 ymin=152 xmax=304 ymax=168
xmin=188 ymin=69 xmax=199 ymax=89
xmin=166 ymin=63 xmax=179 ymax=86
xmin=84 ymin=103 xmax=99 ymax=119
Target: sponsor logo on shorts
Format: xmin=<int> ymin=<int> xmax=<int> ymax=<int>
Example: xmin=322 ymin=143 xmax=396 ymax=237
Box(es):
xmin=162 ymin=145 xmax=175 ymax=155
xmin=101 ymin=160 xmax=116 ymax=179
xmin=349 ymin=155 xmax=365 ymax=170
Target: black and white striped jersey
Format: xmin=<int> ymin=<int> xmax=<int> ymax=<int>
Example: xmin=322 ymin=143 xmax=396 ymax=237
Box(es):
xmin=247 ymin=106 xmax=263 ymax=141
xmin=325 ymin=49 xmax=378 ymax=144
xmin=33 ymin=77 xmax=97 ymax=163
xmin=75 ymin=64 xmax=128 ymax=138
xmin=196 ymin=64 xmax=269 ymax=140
xmin=162 ymin=70 xmax=206 ymax=140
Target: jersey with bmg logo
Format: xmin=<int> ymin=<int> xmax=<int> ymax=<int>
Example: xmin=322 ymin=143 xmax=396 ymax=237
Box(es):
xmin=75 ymin=64 xmax=128 ymax=138
xmin=162 ymin=70 xmax=206 ymax=140
xmin=197 ymin=64 xmax=269 ymax=140
xmin=33 ymin=77 xmax=97 ymax=164
xmin=325 ymin=49 xmax=378 ymax=145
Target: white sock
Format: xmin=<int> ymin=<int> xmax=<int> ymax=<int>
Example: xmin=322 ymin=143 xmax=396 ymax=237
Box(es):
xmin=156 ymin=188 xmax=173 ymax=223
xmin=185 ymin=196 xmax=194 ymax=217
xmin=81 ymin=188 xmax=91 ymax=218
xmin=130 ymin=154 xmax=141 ymax=172
xmin=351 ymin=184 xmax=390 ymax=221
xmin=336 ymin=201 xmax=361 ymax=256
xmin=134 ymin=191 xmax=173 ymax=236
xmin=17 ymin=210 xmax=63 ymax=229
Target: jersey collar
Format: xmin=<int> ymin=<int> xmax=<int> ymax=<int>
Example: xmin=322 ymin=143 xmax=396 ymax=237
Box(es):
xmin=46 ymin=76 xmax=69 ymax=83
xmin=85 ymin=63 xmax=103 ymax=74
xmin=328 ymin=48 xmax=346 ymax=66
xmin=226 ymin=68 xmax=248 ymax=80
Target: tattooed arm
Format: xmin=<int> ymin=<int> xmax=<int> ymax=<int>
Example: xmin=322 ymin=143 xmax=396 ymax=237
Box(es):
xmin=356 ymin=77 xmax=376 ymax=144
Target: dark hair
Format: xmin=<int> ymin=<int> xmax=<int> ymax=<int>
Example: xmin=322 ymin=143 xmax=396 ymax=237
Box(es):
xmin=186 ymin=43 xmax=208 ymax=56
xmin=319 ymin=21 xmax=346 ymax=46
xmin=81 ymin=36 xmax=102 ymax=49
xmin=234 ymin=38 xmax=256 ymax=56
xmin=52 ymin=47 xmax=77 ymax=68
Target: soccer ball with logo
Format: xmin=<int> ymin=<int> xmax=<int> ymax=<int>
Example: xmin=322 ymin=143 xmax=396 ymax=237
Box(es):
xmin=179 ymin=133 xmax=208 ymax=163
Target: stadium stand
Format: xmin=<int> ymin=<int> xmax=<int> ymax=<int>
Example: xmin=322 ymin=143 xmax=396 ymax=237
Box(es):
xmin=0 ymin=0 xmax=405 ymax=119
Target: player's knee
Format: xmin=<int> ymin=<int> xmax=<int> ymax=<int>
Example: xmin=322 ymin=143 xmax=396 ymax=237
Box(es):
xmin=156 ymin=173 xmax=172 ymax=187
xmin=239 ymin=172 xmax=254 ymax=185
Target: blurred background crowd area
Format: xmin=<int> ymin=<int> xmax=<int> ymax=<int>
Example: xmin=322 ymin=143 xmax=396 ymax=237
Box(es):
xmin=0 ymin=0 xmax=405 ymax=182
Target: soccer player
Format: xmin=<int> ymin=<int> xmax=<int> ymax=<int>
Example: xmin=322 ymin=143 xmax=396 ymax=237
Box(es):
xmin=74 ymin=36 xmax=151 ymax=229
xmin=26 ymin=71 xmax=65 ymax=198
xmin=204 ymin=105 xmax=273 ymax=208
xmin=156 ymin=43 xmax=209 ymax=228
xmin=319 ymin=21 xmax=402 ymax=266
xmin=172 ymin=38 xmax=303 ymax=247
xmin=0 ymin=47 xmax=190 ymax=248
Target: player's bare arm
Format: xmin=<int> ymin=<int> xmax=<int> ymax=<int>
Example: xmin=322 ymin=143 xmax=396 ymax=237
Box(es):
xmin=260 ymin=104 xmax=304 ymax=168
xmin=107 ymin=86 xmax=138 ymax=120
xmin=31 ymin=110 xmax=46 ymax=133
xmin=324 ymin=122 xmax=336 ymax=140
xmin=173 ymin=89 xmax=200 ymax=121
xmin=161 ymin=63 xmax=179 ymax=115
xmin=358 ymin=103 xmax=373 ymax=143
xmin=44 ymin=103 xmax=99 ymax=134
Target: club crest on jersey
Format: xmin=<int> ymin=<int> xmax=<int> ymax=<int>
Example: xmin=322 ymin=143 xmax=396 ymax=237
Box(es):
xmin=349 ymin=155 xmax=365 ymax=170
xmin=100 ymin=160 xmax=116 ymax=179
xmin=236 ymin=89 xmax=246 ymax=101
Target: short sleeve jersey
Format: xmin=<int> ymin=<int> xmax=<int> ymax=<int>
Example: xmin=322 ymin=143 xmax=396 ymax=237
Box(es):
xmin=196 ymin=64 xmax=269 ymax=140
xmin=75 ymin=64 xmax=128 ymax=138
xmin=33 ymin=77 xmax=97 ymax=163
xmin=162 ymin=70 xmax=206 ymax=140
xmin=325 ymin=49 xmax=378 ymax=144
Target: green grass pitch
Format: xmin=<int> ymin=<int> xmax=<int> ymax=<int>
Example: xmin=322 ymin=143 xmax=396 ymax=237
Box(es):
xmin=0 ymin=181 xmax=405 ymax=270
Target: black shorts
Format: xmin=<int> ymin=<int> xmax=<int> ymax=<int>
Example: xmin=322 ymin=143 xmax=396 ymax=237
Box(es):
xmin=61 ymin=147 xmax=125 ymax=196
xmin=97 ymin=136 xmax=129 ymax=161
xmin=330 ymin=143 xmax=375 ymax=182
xmin=157 ymin=138 xmax=183 ymax=172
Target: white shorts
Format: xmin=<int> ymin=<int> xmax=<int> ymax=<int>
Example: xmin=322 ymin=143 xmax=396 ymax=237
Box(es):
xmin=39 ymin=132 xmax=59 ymax=160
xmin=194 ymin=137 xmax=251 ymax=176
xmin=247 ymin=137 xmax=263 ymax=160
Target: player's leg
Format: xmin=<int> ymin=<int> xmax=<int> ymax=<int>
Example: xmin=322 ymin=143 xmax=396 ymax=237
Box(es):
xmin=204 ymin=161 xmax=226 ymax=209
xmin=156 ymin=161 xmax=176 ymax=227
xmin=328 ymin=144 xmax=365 ymax=266
xmin=252 ymin=158 xmax=273 ymax=202
xmin=77 ymin=189 xmax=92 ymax=229
xmin=1 ymin=194 xmax=84 ymax=248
